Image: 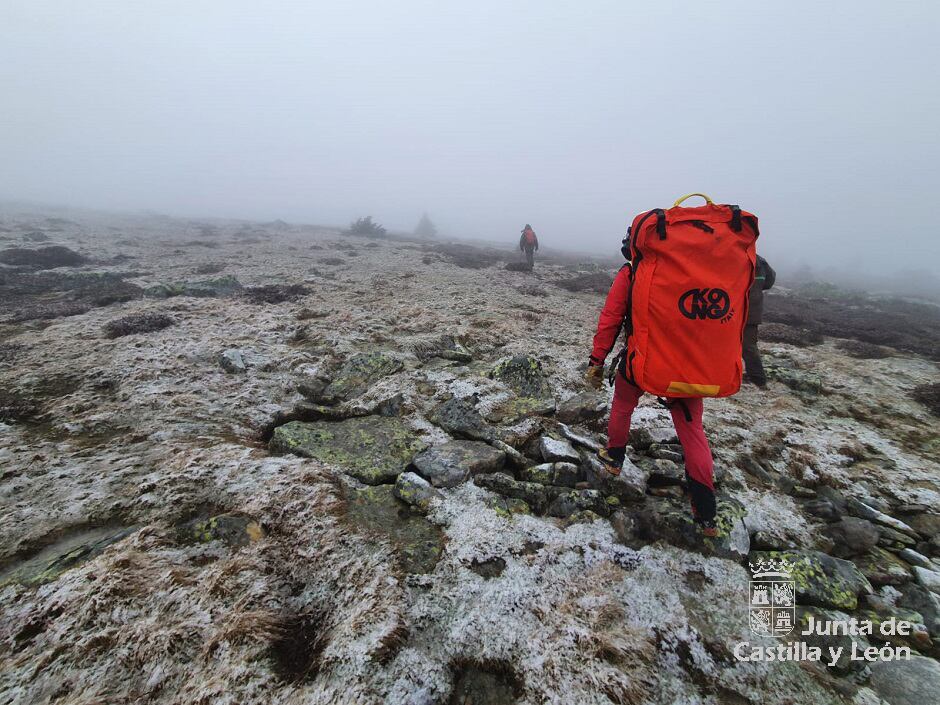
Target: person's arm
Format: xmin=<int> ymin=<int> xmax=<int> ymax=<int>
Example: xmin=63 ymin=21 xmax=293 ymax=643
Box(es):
xmin=534 ymin=234 xmax=539 ymax=251
xmin=589 ymin=266 xmax=631 ymax=366
xmin=519 ymin=234 xmax=525 ymax=251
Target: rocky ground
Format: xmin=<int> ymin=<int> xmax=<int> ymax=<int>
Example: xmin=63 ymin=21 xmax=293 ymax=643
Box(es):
xmin=1 ymin=206 xmax=939 ymax=705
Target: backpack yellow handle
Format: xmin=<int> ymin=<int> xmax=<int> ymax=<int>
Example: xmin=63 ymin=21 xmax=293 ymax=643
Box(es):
xmin=673 ymin=193 xmax=714 ymax=207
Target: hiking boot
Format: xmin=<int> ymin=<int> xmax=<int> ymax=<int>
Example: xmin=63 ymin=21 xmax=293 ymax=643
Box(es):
xmin=745 ymin=375 xmax=767 ymax=389
xmin=697 ymin=518 xmax=719 ymax=538
xmin=597 ymin=448 xmax=623 ymax=477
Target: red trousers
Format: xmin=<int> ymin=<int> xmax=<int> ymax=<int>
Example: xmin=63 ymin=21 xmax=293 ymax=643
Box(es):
xmin=609 ymin=372 xmax=716 ymax=520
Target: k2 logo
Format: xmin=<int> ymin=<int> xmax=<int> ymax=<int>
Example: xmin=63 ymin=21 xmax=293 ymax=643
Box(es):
xmin=678 ymin=288 xmax=731 ymax=320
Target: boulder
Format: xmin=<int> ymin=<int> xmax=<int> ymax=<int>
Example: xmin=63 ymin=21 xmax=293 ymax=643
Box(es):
xmin=914 ymin=566 xmax=940 ymax=594
xmin=629 ymin=427 xmax=677 ymax=450
xmin=412 ymin=441 xmax=506 ymax=488
xmin=854 ymin=547 xmax=913 ymax=587
xmin=648 ymin=443 xmax=684 ymax=463
xmin=899 ymin=548 xmax=935 ymax=569
xmin=898 ymin=584 xmax=940 ymax=639
xmin=635 ymin=496 xmax=750 ymax=561
xmin=847 ymin=498 xmax=918 ymax=537
xmin=521 ymin=462 xmax=582 ymax=487
xmin=538 ymin=436 xmax=579 ymax=463
xmin=322 ymin=352 xmax=403 ymax=402
xmin=557 ymin=423 xmax=603 ymax=453
xmin=822 ymin=517 xmax=880 ymax=558
xmin=869 ymin=656 xmax=940 ymax=705
xmin=803 ymin=498 xmax=842 ymax=522
xmin=546 ymin=489 xmax=610 ymax=518
xmin=429 ymin=397 xmax=495 ymax=442
xmin=394 ymin=472 xmax=443 ymax=512
xmin=474 ymin=472 xmax=548 ymax=514
xmin=219 ymin=349 xmax=248 ymax=373
xmin=487 ymin=355 xmax=555 ymax=420
xmin=583 ymin=453 xmax=647 ymax=503
xmin=749 ymin=550 xmax=873 ymax=610
xmin=269 ymin=416 xmax=424 ymax=485
xmin=555 ymin=391 xmax=607 ymax=424
xmin=645 ymin=458 xmax=685 ymax=487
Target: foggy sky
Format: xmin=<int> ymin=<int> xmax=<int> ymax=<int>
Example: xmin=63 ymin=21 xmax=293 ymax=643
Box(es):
xmin=2 ymin=1 xmax=939 ymax=273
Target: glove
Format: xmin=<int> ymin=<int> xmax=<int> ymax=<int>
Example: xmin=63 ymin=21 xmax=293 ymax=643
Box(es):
xmin=585 ymin=363 xmax=604 ymax=390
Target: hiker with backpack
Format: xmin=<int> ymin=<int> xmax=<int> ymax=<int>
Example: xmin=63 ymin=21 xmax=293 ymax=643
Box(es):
xmin=743 ymin=255 xmax=776 ymax=388
xmin=584 ymin=194 xmax=760 ymax=537
xmin=519 ymin=224 xmax=539 ymax=268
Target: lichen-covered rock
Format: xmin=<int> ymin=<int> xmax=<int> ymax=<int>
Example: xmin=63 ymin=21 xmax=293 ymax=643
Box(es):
xmin=487 ymin=355 xmax=555 ymax=421
xmin=412 ymin=440 xmax=506 ymax=488
xmin=635 ymin=496 xmax=750 ymax=561
xmin=538 ymin=436 xmax=579 ymax=463
xmin=854 ymin=546 xmax=912 ymax=586
xmin=474 ymin=472 xmax=548 ymax=514
xmin=521 ymin=461 xmax=582 ymax=488
xmin=561 ymin=510 xmax=603 ymax=527
xmin=429 ymin=397 xmax=496 ymax=442
xmin=269 ymin=416 xmax=425 ymax=485
xmin=869 ymin=656 xmax=940 ymax=705
xmin=483 ymin=494 xmax=531 ymax=518
xmin=766 ymin=363 xmax=824 ymax=395
xmin=555 ymin=391 xmax=607 ymax=424
xmin=546 ymin=489 xmax=610 ymax=518
xmin=583 ymin=453 xmax=647 ymax=503
xmin=322 ymin=352 xmax=403 ymax=402
xmin=178 ymin=514 xmax=265 ymax=547
xmin=144 ymin=275 xmax=242 ymax=298
xmin=749 ymin=549 xmax=873 ymax=610
xmin=393 ymin=472 xmax=443 ymax=511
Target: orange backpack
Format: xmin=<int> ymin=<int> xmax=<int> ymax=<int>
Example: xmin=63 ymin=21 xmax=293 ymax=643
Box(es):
xmin=625 ymin=193 xmax=758 ymax=398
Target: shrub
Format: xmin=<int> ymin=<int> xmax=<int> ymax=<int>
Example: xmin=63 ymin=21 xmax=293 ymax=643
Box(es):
xmin=345 ymin=216 xmax=386 ymax=238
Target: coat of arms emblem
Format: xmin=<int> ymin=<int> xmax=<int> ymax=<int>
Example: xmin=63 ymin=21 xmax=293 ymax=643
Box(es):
xmin=748 ymin=557 xmax=796 ymax=637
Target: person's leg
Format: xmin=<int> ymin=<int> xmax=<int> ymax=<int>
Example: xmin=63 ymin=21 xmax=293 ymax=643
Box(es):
xmin=668 ymin=397 xmax=716 ymax=522
xmin=525 ymin=248 xmax=534 ymax=267
xmin=603 ymin=372 xmax=642 ymax=468
xmin=742 ymin=324 xmax=766 ymax=387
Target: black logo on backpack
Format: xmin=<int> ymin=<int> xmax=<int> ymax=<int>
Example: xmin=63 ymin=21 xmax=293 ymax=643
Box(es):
xmin=678 ymin=288 xmax=730 ymax=320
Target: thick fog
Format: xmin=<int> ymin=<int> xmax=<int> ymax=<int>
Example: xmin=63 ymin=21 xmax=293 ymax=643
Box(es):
xmin=2 ymin=1 xmax=939 ymax=278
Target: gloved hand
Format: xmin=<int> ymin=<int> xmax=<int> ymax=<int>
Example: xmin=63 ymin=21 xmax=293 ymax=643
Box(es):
xmin=585 ymin=363 xmax=604 ymax=390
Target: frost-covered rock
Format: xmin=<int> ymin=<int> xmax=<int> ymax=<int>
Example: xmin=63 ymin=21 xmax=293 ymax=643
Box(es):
xmin=555 ymin=391 xmax=606 ymax=424
xmin=520 ymin=462 xmax=581 ymax=488
xmin=538 ymin=436 xmax=579 ymax=463
xmin=473 ymin=472 xmax=548 ymax=514
xmin=412 ymin=440 xmax=506 ymax=488
xmin=487 ymin=355 xmax=555 ymax=420
xmin=869 ymin=656 xmax=940 ymax=705
xmin=546 ymin=488 xmax=610 ymax=518
xmin=914 ymin=565 xmax=940 ymax=594
xmin=429 ymin=397 xmax=495 ymax=442
xmin=394 ymin=471 xmax=442 ymax=512
xmin=268 ymin=416 xmax=424 ymax=484
xmin=635 ymin=496 xmax=750 ymax=561
xmin=847 ymin=498 xmax=918 ymax=537
xmin=583 ymin=453 xmax=646 ymax=503
xmin=750 ymin=549 xmax=873 ymax=610
xmin=322 ymin=352 xmax=403 ymax=402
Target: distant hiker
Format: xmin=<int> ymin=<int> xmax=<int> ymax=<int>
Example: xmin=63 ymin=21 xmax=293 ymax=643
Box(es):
xmin=743 ymin=255 xmax=776 ymax=388
xmin=585 ymin=194 xmax=760 ymax=537
xmin=519 ymin=224 xmax=539 ymax=267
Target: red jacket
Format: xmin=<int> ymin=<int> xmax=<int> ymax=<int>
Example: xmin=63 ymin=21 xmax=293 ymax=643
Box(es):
xmin=590 ymin=265 xmax=631 ymax=365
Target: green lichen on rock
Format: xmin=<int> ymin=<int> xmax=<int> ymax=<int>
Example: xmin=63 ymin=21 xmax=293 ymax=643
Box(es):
xmin=484 ymin=495 xmax=532 ymax=518
xmin=179 ymin=514 xmax=264 ymax=547
xmin=269 ymin=416 xmax=425 ymax=485
xmin=750 ymin=550 xmax=872 ymax=610
xmin=323 ymin=352 xmax=403 ymax=402
xmin=487 ymin=355 xmax=555 ymax=422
